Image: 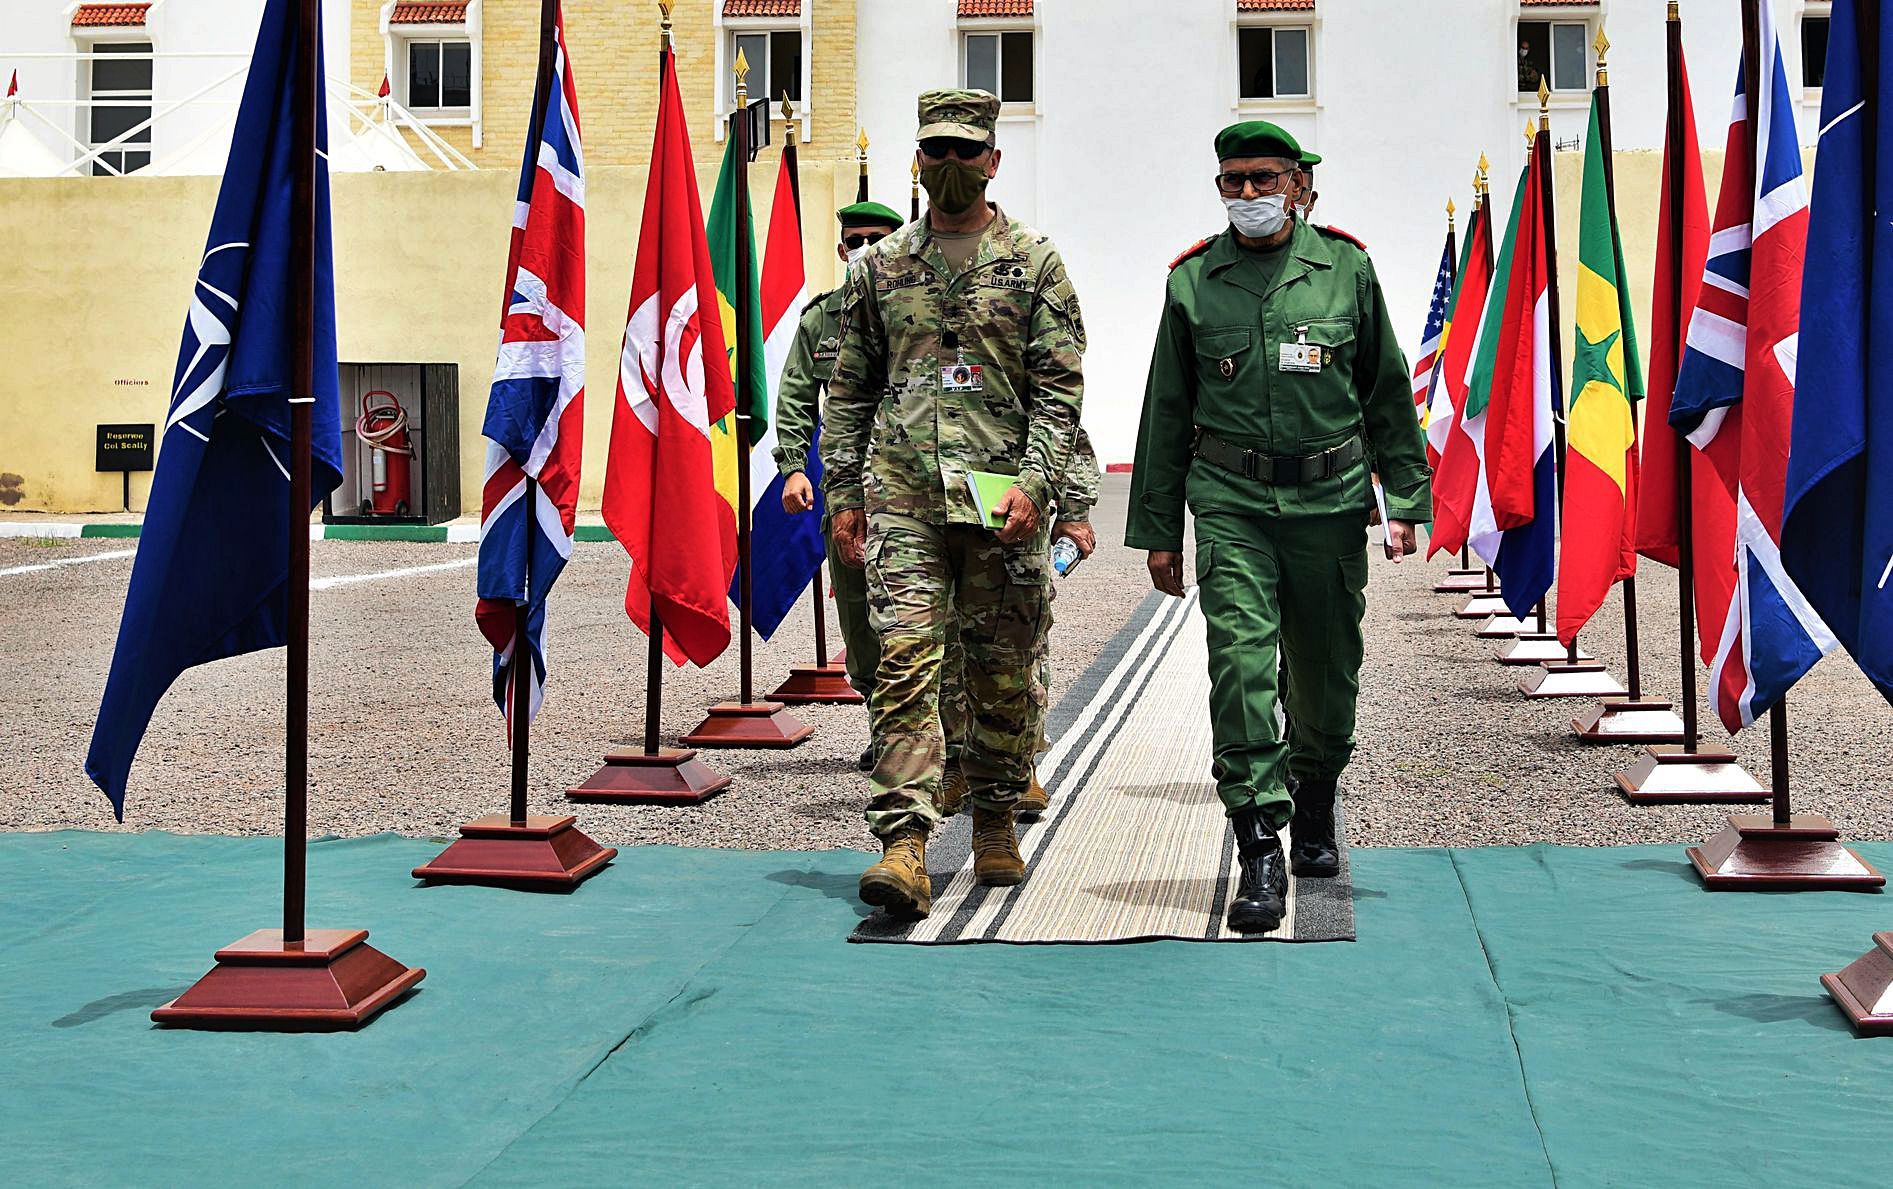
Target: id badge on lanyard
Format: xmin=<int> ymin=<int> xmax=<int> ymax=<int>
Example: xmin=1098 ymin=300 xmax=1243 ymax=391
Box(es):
xmin=1278 ymin=324 xmax=1324 ymax=374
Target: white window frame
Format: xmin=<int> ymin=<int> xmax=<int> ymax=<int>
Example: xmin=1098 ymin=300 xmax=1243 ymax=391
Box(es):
xmin=380 ymin=0 xmax=483 ymax=148
xmin=957 ymin=19 xmax=1038 ymax=116
xmin=68 ymin=24 xmax=156 ymax=177
xmin=1799 ymin=2 xmax=1832 ymax=104
xmin=1233 ymin=16 xmax=1317 ymax=112
xmin=1514 ymin=11 xmax=1595 ymax=99
xmin=714 ymin=7 xmax=814 ymax=143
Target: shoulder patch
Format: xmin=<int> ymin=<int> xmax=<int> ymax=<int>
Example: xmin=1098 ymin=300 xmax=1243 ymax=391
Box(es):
xmin=1315 ymin=224 xmax=1367 ymax=251
xmin=1169 ymin=237 xmax=1214 ymax=270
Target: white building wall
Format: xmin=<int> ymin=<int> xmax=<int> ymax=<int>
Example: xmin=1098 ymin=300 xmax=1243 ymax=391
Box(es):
xmin=851 ymin=0 xmax=1821 ymax=464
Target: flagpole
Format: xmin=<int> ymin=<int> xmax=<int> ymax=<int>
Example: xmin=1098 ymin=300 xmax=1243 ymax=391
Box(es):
xmin=1537 ymin=81 xmax=1571 ymax=661
xmin=910 ymin=158 xmax=921 ymax=223
xmin=1669 ymin=4 xmax=1702 ymax=759
xmin=856 ymin=128 xmax=870 ymax=204
xmin=784 ymin=100 xmax=829 ymax=668
xmin=646 ymin=5 xmax=673 ymax=758
xmin=282 ymin=0 xmax=319 ymax=946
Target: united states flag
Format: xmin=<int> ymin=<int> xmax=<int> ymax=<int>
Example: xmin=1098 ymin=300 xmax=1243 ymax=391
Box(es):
xmin=1411 ymin=232 xmax=1454 ymax=430
xmin=475 ymin=7 xmax=585 ymax=730
xmin=1668 ymin=0 xmax=1834 ymax=733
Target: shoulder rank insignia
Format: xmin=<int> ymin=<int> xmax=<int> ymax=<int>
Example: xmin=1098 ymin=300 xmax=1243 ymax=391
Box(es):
xmin=1316 ymin=224 xmax=1368 ymax=251
xmin=1169 ymin=237 xmax=1215 ymax=270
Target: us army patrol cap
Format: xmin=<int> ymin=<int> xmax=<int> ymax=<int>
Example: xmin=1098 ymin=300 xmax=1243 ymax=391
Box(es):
xmin=1214 ymin=119 xmax=1303 ymax=163
xmin=916 ymin=89 xmax=999 ymax=143
xmin=837 ymin=201 xmax=903 ymax=228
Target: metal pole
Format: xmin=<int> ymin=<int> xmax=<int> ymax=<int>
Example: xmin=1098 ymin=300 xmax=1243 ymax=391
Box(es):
xmin=1668 ymin=7 xmax=1700 ymax=754
xmin=780 ymin=107 xmax=828 ymax=666
xmin=283 ymin=0 xmax=320 ymax=945
xmin=509 ymin=479 xmax=535 ymax=827
xmin=1537 ymin=85 xmax=1569 ymax=658
xmin=644 ymin=602 xmax=664 ymax=755
xmin=1770 ymin=702 xmax=1791 ymax=826
xmin=734 ymin=68 xmax=755 ymax=705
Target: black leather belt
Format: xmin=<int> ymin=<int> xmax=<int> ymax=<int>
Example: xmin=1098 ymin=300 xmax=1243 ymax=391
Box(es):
xmin=1192 ymin=430 xmax=1364 ymax=485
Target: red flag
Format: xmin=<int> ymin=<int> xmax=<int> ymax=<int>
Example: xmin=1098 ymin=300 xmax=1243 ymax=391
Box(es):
xmin=601 ymin=48 xmax=737 ymax=667
xmin=1426 ymin=203 xmax=1494 ymax=557
xmin=377 ymin=73 xmax=391 ymax=99
xmin=1636 ymin=40 xmax=1722 ymax=571
xmin=6 ymin=71 xmax=17 ymax=98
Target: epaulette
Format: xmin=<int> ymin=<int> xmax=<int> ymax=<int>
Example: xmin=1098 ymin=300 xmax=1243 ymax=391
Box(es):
xmin=802 ymin=287 xmax=838 ymax=314
xmin=1315 ymin=224 xmax=1367 ymax=251
xmin=1168 ymin=237 xmax=1214 ymax=270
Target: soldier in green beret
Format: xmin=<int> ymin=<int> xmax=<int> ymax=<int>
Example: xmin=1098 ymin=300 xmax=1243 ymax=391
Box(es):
xmin=775 ymin=200 xmax=906 ymax=771
xmin=1125 ymin=120 xmax=1428 ymax=934
xmin=1296 ymin=148 xmax=1322 ymax=222
xmin=823 ymin=88 xmax=1086 ymax=917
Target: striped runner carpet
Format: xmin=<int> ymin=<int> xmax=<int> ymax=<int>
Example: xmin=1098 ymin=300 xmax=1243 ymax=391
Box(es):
xmin=853 ymin=590 xmax=1355 ymax=944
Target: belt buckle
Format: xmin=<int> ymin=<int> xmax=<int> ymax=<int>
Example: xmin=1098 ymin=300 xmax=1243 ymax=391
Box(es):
xmin=1241 ymin=449 xmax=1260 ymax=480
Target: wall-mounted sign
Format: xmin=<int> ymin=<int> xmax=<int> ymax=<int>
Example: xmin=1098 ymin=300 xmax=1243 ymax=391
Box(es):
xmin=97 ymin=423 xmax=155 ymax=473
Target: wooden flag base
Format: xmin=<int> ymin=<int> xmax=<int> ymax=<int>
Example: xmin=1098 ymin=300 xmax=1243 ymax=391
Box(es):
xmin=1476 ymin=614 xmax=1532 ymax=639
xmin=1457 ymin=594 xmax=1510 ymax=619
xmin=411 ymin=814 xmax=615 ymax=889
xmin=830 ymin=648 xmax=848 ymax=666
xmin=1615 ymin=744 xmax=1768 ymax=804
xmin=1495 ymin=634 xmax=1593 ymax=665
xmin=568 ymin=747 xmax=731 ymax=805
xmin=1571 ymin=698 xmax=1686 ymax=744
xmin=1686 ymin=815 xmax=1885 ymax=891
xmin=1518 ymin=661 xmax=1627 ymax=699
xmin=768 ymin=662 xmax=864 ymax=705
xmin=150 ymin=929 xmax=424 ymax=1031
xmin=1435 ymin=570 xmax=1494 ymax=593
xmin=1823 ymin=933 xmax=1893 ymax=1035
xmin=682 ymin=700 xmax=813 ymax=749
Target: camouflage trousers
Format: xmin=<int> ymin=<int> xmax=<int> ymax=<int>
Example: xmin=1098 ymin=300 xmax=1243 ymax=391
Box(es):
xmin=862 ymin=513 xmax=1053 ymax=837
xmin=941 ymin=617 xmax=1052 ymax=760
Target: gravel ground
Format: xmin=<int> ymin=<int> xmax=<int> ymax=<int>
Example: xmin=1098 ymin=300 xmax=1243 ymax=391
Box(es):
xmin=5 ymin=474 xmax=1891 ymax=850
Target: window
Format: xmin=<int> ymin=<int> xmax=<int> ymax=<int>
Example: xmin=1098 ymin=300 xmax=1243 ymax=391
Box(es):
xmin=963 ymin=30 xmax=1033 ymax=103
xmin=87 ymin=42 xmax=151 ymax=176
xmin=1238 ymin=26 xmax=1312 ymax=101
xmin=1518 ymin=20 xmax=1588 ymax=93
xmin=730 ymin=29 xmax=802 ymax=102
xmin=406 ymin=39 xmax=472 ymax=110
xmin=1803 ymin=16 xmax=1830 ymax=89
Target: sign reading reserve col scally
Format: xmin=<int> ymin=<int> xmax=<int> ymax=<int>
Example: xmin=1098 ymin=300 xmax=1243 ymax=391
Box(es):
xmin=96 ymin=424 xmax=155 ymax=472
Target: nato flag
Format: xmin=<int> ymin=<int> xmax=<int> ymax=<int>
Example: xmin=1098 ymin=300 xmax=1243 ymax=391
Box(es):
xmin=1782 ymin=0 xmax=1893 ymax=708
xmin=86 ymin=0 xmax=342 ymax=817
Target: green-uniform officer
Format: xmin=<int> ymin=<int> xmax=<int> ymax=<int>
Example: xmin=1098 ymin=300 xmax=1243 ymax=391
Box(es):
xmin=1125 ymin=121 xmax=1427 ymax=934
xmin=824 ymin=88 xmax=1085 ymax=918
xmin=1296 ymin=148 xmax=1322 ymax=221
xmin=774 ymin=200 xmax=906 ymax=772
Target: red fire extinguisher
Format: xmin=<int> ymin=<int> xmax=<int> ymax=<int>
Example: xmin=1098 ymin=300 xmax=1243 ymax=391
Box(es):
xmin=355 ymin=390 xmax=413 ymax=516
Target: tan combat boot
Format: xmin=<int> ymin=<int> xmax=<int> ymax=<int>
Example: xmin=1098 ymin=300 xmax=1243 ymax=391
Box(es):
xmin=1015 ymin=768 xmax=1049 ymax=817
xmin=859 ymin=828 xmax=932 ymax=917
xmin=938 ymin=760 xmax=968 ymax=818
xmin=972 ymin=807 xmax=1025 ymax=886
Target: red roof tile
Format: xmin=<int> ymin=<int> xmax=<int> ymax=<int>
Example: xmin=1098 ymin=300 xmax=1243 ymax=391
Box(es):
xmin=389 ymin=2 xmax=469 ymax=23
xmin=1519 ymin=0 xmax=1597 ymax=5
xmin=72 ymin=4 xmax=150 ymax=27
xmin=1237 ymin=0 xmax=1314 ymax=9
xmin=724 ymin=0 xmax=800 ymax=15
xmin=959 ymin=0 xmax=1033 ymax=17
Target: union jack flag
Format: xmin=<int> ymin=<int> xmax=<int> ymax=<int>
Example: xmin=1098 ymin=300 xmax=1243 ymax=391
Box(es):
xmin=1411 ymin=231 xmax=1454 ymax=428
xmin=475 ymin=6 xmax=585 ymax=730
xmin=1668 ymin=0 xmax=1834 ymax=733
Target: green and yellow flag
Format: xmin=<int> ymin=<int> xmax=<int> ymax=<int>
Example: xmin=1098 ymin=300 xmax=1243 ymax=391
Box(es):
xmin=703 ymin=133 xmax=766 ymax=523
xmin=1554 ymin=90 xmax=1644 ymax=644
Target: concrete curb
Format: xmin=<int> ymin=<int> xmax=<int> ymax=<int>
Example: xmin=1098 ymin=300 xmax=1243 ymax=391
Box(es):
xmin=0 ymin=522 xmax=620 ymax=543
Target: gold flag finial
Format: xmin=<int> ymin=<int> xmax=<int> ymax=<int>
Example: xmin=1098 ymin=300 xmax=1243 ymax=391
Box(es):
xmin=1478 ymin=150 xmax=1490 ymax=175
xmin=911 ymin=157 xmax=920 ymax=181
xmin=781 ymin=95 xmax=797 ymax=147
xmin=1525 ymin=118 xmax=1538 ymax=143
xmin=734 ymin=47 xmax=750 ymax=107
xmin=658 ymin=0 xmax=673 ymax=51
xmin=1447 ymin=197 xmax=1456 ymax=220
xmin=856 ymin=127 xmax=870 ymax=156
xmin=1537 ymin=76 xmax=1550 ymax=113
xmin=1594 ymin=27 xmax=1609 ymax=87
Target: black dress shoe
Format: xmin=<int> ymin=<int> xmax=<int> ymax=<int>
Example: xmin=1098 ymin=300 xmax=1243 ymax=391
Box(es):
xmin=1289 ymin=778 xmax=1340 ymax=879
xmin=857 ymin=746 xmax=875 ymax=772
xmin=1227 ymin=807 xmax=1289 ymax=934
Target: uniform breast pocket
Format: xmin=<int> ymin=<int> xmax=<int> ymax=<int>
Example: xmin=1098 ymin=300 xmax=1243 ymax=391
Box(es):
xmin=1287 ymin=317 xmax=1360 ymax=430
xmin=1195 ymin=327 xmax=1255 ymax=389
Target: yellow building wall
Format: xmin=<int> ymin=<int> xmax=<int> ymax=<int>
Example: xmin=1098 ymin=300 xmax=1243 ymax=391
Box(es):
xmin=350 ymin=0 xmax=860 ymax=167
xmin=0 ymin=158 xmax=861 ymax=516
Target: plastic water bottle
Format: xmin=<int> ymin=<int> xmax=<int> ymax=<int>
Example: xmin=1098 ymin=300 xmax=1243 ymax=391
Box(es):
xmin=1051 ymin=536 xmax=1082 ymax=578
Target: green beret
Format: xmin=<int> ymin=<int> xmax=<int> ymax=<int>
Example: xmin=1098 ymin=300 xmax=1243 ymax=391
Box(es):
xmin=1299 ymin=150 xmax=1322 ymax=168
xmin=917 ymin=88 xmax=998 ymax=142
xmin=1214 ymin=120 xmax=1302 ymax=163
xmin=837 ymin=201 xmax=903 ymax=229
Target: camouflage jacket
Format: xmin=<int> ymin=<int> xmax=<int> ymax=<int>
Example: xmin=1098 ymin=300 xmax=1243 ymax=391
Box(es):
xmin=821 ymin=205 xmax=1086 ymax=525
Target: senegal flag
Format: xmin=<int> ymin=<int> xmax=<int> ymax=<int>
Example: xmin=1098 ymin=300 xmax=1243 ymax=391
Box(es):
xmin=1554 ymin=92 xmax=1644 ymax=647
xmin=704 ymin=132 xmax=768 ymax=526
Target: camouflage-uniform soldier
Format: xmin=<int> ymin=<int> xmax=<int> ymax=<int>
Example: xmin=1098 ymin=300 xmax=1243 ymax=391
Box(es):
xmin=823 ymin=89 xmax=1084 ymax=918
xmin=775 ymin=200 xmax=906 ymax=772
xmin=939 ymin=428 xmax=1100 ymax=819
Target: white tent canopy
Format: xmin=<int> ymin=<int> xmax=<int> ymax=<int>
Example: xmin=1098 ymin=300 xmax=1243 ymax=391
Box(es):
xmin=0 ymin=110 xmax=74 ymax=178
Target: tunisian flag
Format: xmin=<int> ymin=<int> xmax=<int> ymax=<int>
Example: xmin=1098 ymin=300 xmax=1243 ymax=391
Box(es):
xmin=601 ymin=46 xmax=737 ymax=666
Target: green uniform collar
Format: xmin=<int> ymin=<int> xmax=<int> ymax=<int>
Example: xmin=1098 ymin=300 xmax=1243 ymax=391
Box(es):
xmin=904 ymin=203 xmax=1022 ymax=279
xmin=1202 ymin=218 xmax=1334 ymax=301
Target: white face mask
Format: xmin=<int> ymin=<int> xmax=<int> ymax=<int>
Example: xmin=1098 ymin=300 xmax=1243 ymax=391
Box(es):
xmin=847 ymin=242 xmax=873 ymax=265
xmin=1223 ymin=193 xmax=1290 ymax=239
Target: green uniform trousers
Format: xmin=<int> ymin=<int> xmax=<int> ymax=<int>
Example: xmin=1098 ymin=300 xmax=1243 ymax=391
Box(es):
xmin=824 ymin=514 xmax=881 ymax=701
xmin=1193 ymin=510 xmax=1368 ymax=826
xmin=863 ymin=513 xmax=1051 ymax=837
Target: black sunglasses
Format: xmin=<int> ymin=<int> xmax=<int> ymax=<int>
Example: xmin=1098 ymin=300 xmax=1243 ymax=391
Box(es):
xmin=842 ymin=231 xmax=889 ymax=249
xmin=1215 ymin=168 xmax=1295 ymax=197
xmin=919 ymin=138 xmax=990 ymax=162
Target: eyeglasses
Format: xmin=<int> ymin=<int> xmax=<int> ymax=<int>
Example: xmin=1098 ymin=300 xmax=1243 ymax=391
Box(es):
xmin=1215 ymin=168 xmax=1295 ymax=197
xmin=919 ymin=138 xmax=990 ymax=162
xmin=842 ymin=232 xmax=889 ymax=249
